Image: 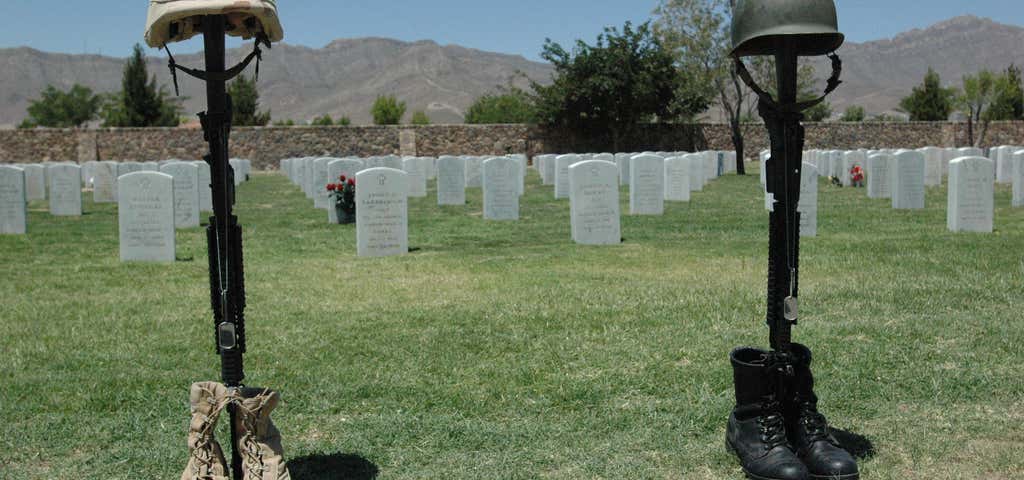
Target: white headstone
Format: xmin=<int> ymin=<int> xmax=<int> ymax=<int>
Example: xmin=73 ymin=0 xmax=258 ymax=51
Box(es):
xmin=664 ymin=156 xmax=691 ymax=202
xmin=92 ymin=161 xmax=119 ymax=203
xmin=81 ymin=161 xmax=99 ymax=188
xmin=327 ymin=159 xmax=364 ymax=188
xmin=1013 ymin=150 xmax=1024 ymax=208
xmin=0 ymin=166 xmax=27 ymax=234
xmin=510 ymin=154 xmax=527 ymax=196
xmin=919 ymin=147 xmax=943 ymax=186
xmin=866 ymin=154 xmax=893 ymax=199
xmin=799 ymin=162 xmax=819 ymax=238
xmin=190 ymin=161 xmax=213 ymax=212
xmin=702 ymin=151 xmax=716 ymax=184
xmin=542 ymin=154 xmax=557 ymax=186
xmin=303 ymin=157 xmax=316 ymax=199
xmin=569 ymin=160 xmax=621 ymax=245
xmin=760 ymin=151 xmax=769 ymax=186
xmin=160 ymin=162 xmax=201 ymax=228
xmin=995 ymin=146 xmax=1017 ymax=184
xmin=957 ymin=147 xmax=983 ymax=159
xmin=842 ymin=151 xmax=866 ymax=187
xmin=47 ymin=163 xmax=81 ymax=216
xmin=947 ymin=157 xmax=994 ymax=233
xmin=554 ymin=154 xmax=580 ymax=199
xmin=382 ymin=155 xmax=403 ymax=170
xmin=891 ymin=150 xmax=925 ymax=210
xmin=294 ymin=157 xmax=308 ymax=191
xmin=464 ymin=156 xmax=484 ymax=188
xmin=311 ymin=158 xmax=333 ymax=209
xmin=117 ymin=162 xmax=144 ymax=178
xmin=829 ymin=150 xmax=843 ymax=179
xmin=23 ymin=164 xmax=46 ymax=201
xmin=424 ymin=156 xmax=438 ymax=180
xmin=356 ymin=168 xmax=408 ymax=257
xmin=482 ymin=157 xmax=520 ymax=221
xmin=437 ymin=156 xmax=466 ymax=206
xmin=118 ymin=172 xmax=176 ymax=262
xmin=403 ymin=157 xmax=428 ymax=198
xmin=683 ymin=153 xmax=704 ymax=192
xmin=615 ymin=153 xmax=631 ymax=186
xmin=941 ymin=148 xmax=957 ymax=175
xmin=629 ymin=154 xmax=665 ymax=215
xmin=229 ymin=159 xmax=242 ymax=186
xmin=723 ymin=151 xmax=737 ymax=173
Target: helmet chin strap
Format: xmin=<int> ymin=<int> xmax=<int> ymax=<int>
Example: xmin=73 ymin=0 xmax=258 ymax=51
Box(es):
xmin=163 ymin=32 xmax=271 ymax=96
xmin=733 ymin=53 xmax=843 ymax=114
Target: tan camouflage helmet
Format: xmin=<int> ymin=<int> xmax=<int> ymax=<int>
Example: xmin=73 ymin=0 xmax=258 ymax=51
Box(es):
xmin=145 ymin=0 xmax=283 ymax=48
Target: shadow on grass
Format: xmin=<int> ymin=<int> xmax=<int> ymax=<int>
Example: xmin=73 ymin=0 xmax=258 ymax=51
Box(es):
xmin=289 ymin=452 xmax=379 ymax=480
xmin=831 ymin=427 xmax=875 ymax=459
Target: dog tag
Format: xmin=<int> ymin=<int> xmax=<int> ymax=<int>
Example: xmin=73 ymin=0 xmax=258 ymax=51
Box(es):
xmin=784 ymin=296 xmax=798 ymax=321
xmin=218 ymin=322 xmax=237 ymax=350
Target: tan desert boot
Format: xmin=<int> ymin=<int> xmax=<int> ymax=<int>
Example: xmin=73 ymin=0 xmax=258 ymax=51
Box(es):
xmin=234 ymin=387 xmax=291 ymax=480
xmin=181 ymin=382 xmax=231 ymax=480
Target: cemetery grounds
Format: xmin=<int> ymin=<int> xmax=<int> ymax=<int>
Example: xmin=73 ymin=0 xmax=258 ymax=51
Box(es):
xmin=1 ymin=168 xmax=1022 ymax=479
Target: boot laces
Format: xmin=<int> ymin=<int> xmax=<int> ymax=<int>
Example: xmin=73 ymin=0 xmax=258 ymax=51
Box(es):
xmin=236 ymin=389 xmax=273 ymax=478
xmin=757 ymin=398 xmax=789 ymax=451
xmin=796 ymin=398 xmax=830 ymax=441
xmin=240 ymin=415 xmax=265 ymax=478
xmin=190 ymin=386 xmax=231 ymax=479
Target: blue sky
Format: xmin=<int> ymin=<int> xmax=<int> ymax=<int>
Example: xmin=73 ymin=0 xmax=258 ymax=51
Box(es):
xmin=1 ymin=0 xmax=1022 ymax=60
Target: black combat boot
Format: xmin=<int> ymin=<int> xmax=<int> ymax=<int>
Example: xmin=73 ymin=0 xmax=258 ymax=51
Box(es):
xmin=726 ymin=347 xmax=809 ymax=480
xmin=784 ymin=344 xmax=859 ymax=480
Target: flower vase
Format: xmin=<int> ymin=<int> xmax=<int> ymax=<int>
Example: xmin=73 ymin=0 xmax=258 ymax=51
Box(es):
xmin=340 ymin=209 xmax=356 ymax=225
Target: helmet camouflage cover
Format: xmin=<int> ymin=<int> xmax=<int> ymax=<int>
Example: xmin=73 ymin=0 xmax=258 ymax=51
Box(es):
xmin=145 ymin=0 xmax=284 ymax=48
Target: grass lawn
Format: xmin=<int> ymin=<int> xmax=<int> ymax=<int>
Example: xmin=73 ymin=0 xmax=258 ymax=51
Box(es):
xmin=1 ymin=167 xmax=1022 ymax=479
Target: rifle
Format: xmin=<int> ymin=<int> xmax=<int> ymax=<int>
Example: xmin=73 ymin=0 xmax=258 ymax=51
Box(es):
xmin=163 ymin=15 xmax=267 ymax=479
xmin=736 ymin=46 xmax=843 ymax=368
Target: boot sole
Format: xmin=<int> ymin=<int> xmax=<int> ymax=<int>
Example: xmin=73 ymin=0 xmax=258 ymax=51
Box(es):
xmin=810 ymin=474 xmax=859 ymax=480
xmin=725 ymin=439 xmax=794 ymax=480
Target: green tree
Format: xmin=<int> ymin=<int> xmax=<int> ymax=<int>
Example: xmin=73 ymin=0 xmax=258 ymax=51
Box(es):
xmin=410 ymin=110 xmax=430 ymax=125
xmin=229 ymin=74 xmax=271 ymax=126
xmin=532 ymin=21 xmax=704 ymax=152
xmin=804 ymin=101 xmax=832 ymax=122
xmin=738 ymin=56 xmax=829 ymax=121
xmin=840 ymin=105 xmax=866 ymax=122
xmin=656 ymin=0 xmax=834 ymax=173
xmin=957 ymin=70 xmax=1000 ymax=147
xmin=273 ymin=119 xmax=295 ymax=126
xmin=19 ymin=84 xmax=100 ymax=128
xmin=102 ymin=44 xmax=180 ymax=127
xmin=871 ymin=113 xmax=907 ymax=122
xmin=371 ymin=95 xmax=406 ymax=125
xmin=899 ymin=68 xmax=956 ymax=121
xmin=311 ymin=114 xmax=335 ymax=126
xmin=335 ymin=116 xmax=351 ymax=126
xmin=988 ymin=64 xmax=1023 ymax=121
xmin=465 ymin=85 xmax=537 ymax=124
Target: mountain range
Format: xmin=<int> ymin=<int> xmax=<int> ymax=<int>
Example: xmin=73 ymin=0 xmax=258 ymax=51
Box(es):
xmin=1 ymin=15 xmax=1022 ymax=128
xmin=808 ymin=15 xmax=1024 ymax=117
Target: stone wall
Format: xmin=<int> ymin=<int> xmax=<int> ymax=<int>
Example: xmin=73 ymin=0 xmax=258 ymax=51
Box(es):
xmin=0 ymin=129 xmax=80 ymax=163
xmin=2 ymin=121 xmax=1023 ymax=170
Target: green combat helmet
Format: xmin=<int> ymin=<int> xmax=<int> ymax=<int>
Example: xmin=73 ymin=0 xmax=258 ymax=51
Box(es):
xmin=730 ymin=0 xmax=844 ymax=57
